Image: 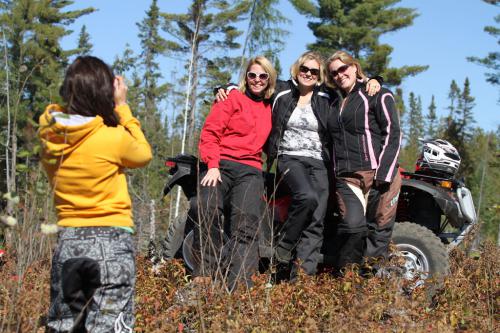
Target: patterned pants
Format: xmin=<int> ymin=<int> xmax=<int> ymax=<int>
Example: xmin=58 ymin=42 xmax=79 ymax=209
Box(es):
xmin=47 ymin=227 xmax=135 ymax=333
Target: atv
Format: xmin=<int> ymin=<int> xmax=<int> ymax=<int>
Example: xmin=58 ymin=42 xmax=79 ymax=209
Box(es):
xmin=160 ymin=140 xmax=478 ymax=281
xmin=390 ymin=138 xmax=477 ymax=282
xmin=159 ymin=154 xmax=290 ymax=272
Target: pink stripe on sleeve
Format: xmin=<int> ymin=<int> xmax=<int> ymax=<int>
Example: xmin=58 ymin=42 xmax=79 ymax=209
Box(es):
xmin=378 ymin=93 xmax=401 ymax=182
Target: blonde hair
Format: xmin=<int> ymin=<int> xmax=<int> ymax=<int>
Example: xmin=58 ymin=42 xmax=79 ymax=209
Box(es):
xmin=290 ymin=51 xmax=325 ymax=85
xmin=326 ymin=51 xmax=367 ymax=87
xmin=238 ymin=56 xmax=277 ymax=99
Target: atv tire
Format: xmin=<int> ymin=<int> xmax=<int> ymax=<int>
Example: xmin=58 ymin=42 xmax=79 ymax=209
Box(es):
xmin=391 ymin=222 xmax=450 ymax=281
xmin=161 ymin=213 xmax=191 ymax=260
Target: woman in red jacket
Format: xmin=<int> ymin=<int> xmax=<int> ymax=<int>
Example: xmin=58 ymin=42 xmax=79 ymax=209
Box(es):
xmin=196 ymin=56 xmax=277 ymax=291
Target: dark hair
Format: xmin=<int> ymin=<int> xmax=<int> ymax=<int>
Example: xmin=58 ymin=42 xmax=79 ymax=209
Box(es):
xmin=60 ymin=56 xmax=119 ymax=127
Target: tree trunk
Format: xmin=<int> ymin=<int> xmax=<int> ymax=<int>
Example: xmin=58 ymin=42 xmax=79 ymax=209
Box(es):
xmin=186 ymin=51 xmax=198 ymax=153
xmin=177 ymin=2 xmax=203 ymax=217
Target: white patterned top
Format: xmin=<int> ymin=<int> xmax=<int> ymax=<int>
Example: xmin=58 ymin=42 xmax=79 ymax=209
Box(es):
xmin=278 ymin=103 xmax=323 ymax=160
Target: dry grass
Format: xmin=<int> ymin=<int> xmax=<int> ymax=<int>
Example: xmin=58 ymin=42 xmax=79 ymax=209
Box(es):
xmin=0 ymin=242 xmax=498 ymax=333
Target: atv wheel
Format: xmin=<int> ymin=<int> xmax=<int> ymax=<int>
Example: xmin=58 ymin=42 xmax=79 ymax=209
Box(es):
xmin=182 ymin=228 xmax=230 ymax=274
xmin=182 ymin=230 xmax=196 ymax=272
xmin=161 ymin=213 xmax=191 ymax=260
xmin=391 ymin=222 xmax=450 ymax=282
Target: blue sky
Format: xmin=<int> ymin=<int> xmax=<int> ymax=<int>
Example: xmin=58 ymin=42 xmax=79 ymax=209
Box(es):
xmin=62 ymin=0 xmax=499 ymax=132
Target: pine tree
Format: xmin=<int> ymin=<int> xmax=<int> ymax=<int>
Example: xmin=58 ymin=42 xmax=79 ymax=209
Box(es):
xmin=400 ymin=92 xmax=423 ymax=168
xmin=407 ymin=93 xmax=423 ymax=141
xmin=137 ymin=0 xmax=168 ymax=116
xmin=394 ymin=87 xmax=405 ymax=119
xmin=76 ymin=24 xmax=92 ymax=56
xmin=112 ymin=44 xmax=142 ymax=115
xmin=289 ymin=0 xmax=428 ymax=85
xmin=457 ymin=78 xmax=476 ymax=143
xmin=442 ymin=80 xmax=461 ymax=146
xmin=467 ymin=0 xmax=499 ymax=88
xmin=0 ymin=0 xmax=94 ymax=201
xmin=444 ymin=78 xmax=476 ymax=144
xmin=467 ymin=128 xmax=500 ymax=243
xmin=161 ymin=0 xmax=251 ymax=152
xmin=442 ymin=79 xmax=476 ymax=178
xmin=239 ymin=0 xmax=289 ymax=75
xmin=128 ymin=0 xmax=173 ymax=244
xmin=136 ymin=0 xmax=170 ymax=169
xmin=113 ymin=43 xmax=138 ymax=73
xmin=1 ymin=0 xmax=94 ymax=112
xmin=426 ymin=95 xmax=437 ymax=139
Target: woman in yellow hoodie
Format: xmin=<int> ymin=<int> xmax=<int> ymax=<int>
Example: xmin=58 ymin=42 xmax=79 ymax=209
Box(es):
xmin=39 ymin=56 xmax=152 ymax=333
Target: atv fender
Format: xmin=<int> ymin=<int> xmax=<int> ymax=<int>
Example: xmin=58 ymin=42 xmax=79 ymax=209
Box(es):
xmin=401 ymin=179 xmax=465 ymax=228
xmin=162 ymin=164 xmax=194 ymax=196
xmin=162 ymin=154 xmax=200 ymax=198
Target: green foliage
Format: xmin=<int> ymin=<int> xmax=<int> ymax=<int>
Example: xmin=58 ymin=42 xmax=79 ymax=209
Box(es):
xmin=399 ymin=92 xmax=423 ymax=169
xmin=239 ymin=0 xmax=290 ymax=76
xmin=137 ymin=0 xmax=169 ymax=110
xmin=112 ymin=43 xmax=138 ymax=74
xmin=425 ymin=95 xmax=437 ymax=139
xmin=0 ymin=0 xmax=94 ymax=113
xmin=161 ymin=0 xmax=251 ymax=152
xmin=116 ymin=1 xmax=173 ymax=242
xmin=467 ymin=128 xmax=500 ymax=242
xmin=289 ymin=0 xmax=428 ymax=86
xmin=441 ymin=78 xmax=476 ymax=178
xmin=407 ymin=92 xmax=424 ymax=143
xmin=0 ymin=0 xmax=93 ymax=199
xmin=458 ymin=78 xmax=476 ymax=142
xmin=393 ymin=87 xmax=405 ymax=119
xmin=467 ymin=1 xmax=499 ymax=88
xmin=76 ymin=24 xmax=92 ymax=56
xmin=0 ymin=0 xmax=94 ymax=146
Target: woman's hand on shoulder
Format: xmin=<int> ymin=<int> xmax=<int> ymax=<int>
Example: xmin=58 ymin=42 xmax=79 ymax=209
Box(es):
xmin=201 ymin=168 xmax=222 ymax=187
xmin=366 ymin=79 xmax=381 ymax=96
xmin=114 ymin=75 xmax=128 ymax=106
xmin=215 ymin=88 xmax=229 ymax=102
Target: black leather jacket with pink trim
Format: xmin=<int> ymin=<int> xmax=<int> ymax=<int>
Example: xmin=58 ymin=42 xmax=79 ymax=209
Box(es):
xmin=328 ymin=81 xmax=402 ymax=183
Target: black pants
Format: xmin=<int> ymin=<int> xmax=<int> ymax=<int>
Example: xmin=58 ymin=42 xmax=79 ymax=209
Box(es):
xmin=275 ymin=155 xmax=329 ymax=276
xmin=193 ymin=160 xmax=264 ymax=292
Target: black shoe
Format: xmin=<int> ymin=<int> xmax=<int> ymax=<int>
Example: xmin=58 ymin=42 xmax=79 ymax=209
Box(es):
xmin=274 ymin=246 xmax=292 ymax=264
xmin=271 ymin=261 xmax=292 ymax=284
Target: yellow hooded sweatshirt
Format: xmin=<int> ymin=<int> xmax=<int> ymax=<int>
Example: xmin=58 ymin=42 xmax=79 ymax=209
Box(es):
xmin=39 ymin=104 xmax=152 ymax=227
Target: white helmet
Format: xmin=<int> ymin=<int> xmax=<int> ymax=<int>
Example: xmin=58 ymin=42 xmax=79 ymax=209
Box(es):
xmin=416 ymin=139 xmax=461 ymax=176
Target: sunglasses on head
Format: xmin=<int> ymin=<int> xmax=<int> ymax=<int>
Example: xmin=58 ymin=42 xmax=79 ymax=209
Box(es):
xmin=247 ymin=71 xmax=269 ymax=81
xmin=299 ymin=65 xmax=321 ymax=77
xmin=329 ymin=64 xmax=350 ymax=77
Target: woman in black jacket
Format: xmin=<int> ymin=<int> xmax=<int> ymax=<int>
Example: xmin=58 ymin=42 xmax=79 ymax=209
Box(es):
xmin=268 ymin=51 xmax=332 ymax=279
xmin=326 ymin=50 xmax=402 ymax=271
xmin=267 ymin=51 xmax=382 ymax=279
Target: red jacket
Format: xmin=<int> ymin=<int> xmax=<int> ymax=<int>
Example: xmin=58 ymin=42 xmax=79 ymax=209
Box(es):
xmin=199 ymin=90 xmax=272 ymax=170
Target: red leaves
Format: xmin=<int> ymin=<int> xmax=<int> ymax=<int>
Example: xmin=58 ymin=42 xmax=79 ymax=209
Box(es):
xmin=0 ymin=242 xmax=498 ymax=332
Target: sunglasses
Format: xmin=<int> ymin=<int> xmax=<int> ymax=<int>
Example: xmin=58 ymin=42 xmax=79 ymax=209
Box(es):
xmin=299 ymin=65 xmax=321 ymax=76
xmin=329 ymin=64 xmax=350 ymax=77
xmin=247 ymin=71 xmax=269 ymax=81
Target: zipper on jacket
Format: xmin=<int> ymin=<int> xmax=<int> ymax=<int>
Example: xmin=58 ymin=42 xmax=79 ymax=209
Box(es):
xmin=338 ymin=94 xmax=350 ymax=171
